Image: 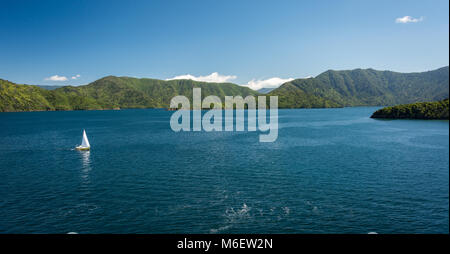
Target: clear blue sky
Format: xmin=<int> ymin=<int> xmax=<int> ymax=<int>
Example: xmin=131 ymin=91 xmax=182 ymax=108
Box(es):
xmin=0 ymin=0 xmax=448 ymax=88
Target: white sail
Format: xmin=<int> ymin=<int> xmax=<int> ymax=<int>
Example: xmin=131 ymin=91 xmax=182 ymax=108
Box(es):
xmin=80 ymin=130 xmax=90 ymax=148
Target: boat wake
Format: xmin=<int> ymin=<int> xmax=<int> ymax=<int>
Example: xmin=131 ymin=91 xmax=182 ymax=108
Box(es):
xmin=210 ymin=203 xmax=252 ymax=233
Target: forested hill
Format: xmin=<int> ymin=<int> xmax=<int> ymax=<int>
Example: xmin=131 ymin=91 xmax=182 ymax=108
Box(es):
xmin=0 ymin=77 xmax=259 ymax=112
xmin=0 ymin=79 xmax=58 ymax=112
xmin=56 ymin=76 xmax=259 ymax=109
xmin=1 ymin=66 xmax=449 ymax=112
xmin=371 ymin=99 xmax=449 ymax=120
xmin=269 ymin=66 xmax=449 ymax=108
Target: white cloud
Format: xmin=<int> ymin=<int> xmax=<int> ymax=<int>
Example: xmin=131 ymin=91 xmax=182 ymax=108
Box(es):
xmin=166 ymin=72 xmax=237 ymax=83
xmin=395 ymin=16 xmax=424 ymax=24
xmin=166 ymin=71 xmax=310 ymax=91
xmin=245 ymin=77 xmax=295 ymax=90
xmin=45 ymin=75 xmax=68 ymax=81
xmin=71 ymin=74 xmax=81 ymax=80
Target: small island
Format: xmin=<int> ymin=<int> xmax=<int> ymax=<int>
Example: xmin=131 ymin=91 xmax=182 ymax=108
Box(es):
xmin=371 ymin=99 xmax=449 ymax=120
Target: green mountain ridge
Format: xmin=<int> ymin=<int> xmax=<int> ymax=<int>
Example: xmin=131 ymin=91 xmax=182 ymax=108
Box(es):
xmin=269 ymin=66 xmax=449 ymax=108
xmin=0 ymin=76 xmax=259 ymax=112
xmin=0 ymin=66 xmax=448 ymax=112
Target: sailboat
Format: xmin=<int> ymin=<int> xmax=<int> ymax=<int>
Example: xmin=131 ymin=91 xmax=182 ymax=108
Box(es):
xmin=76 ymin=129 xmax=91 ymax=151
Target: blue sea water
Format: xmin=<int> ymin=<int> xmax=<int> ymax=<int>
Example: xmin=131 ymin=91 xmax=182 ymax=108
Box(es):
xmin=0 ymin=107 xmax=448 ymax=233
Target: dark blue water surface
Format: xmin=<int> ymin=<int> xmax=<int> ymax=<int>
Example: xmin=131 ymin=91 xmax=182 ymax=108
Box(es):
xmin=0 ymin=108 xmax=448 ymax=233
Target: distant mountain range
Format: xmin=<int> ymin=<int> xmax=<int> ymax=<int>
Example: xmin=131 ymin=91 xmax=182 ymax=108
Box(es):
xmin=269 ymin=66 xmax=449 ymax=108
xmin=257 ymin=88 xmax=276 ymax=94
xmin=0 ymin=77 xmax=258 ymax=111
xmin=37 ymin=85 xmax=64 ymax=90
xmin=0 ymin=67 xmax=448 ymax=112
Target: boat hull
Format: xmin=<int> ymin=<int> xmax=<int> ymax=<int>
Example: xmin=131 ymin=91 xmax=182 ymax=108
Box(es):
xmin=76 ymin=146 xmax=90 ymax=151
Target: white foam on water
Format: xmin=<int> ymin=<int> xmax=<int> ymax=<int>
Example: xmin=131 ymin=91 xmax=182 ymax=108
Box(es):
xmin=312 ymin=206 xmax=319 ymax=214
xmin=210 ymin=203 xmax=252 ymax=234
xmin=225 ymin=203 xmax=251 ymax=221
xmin=209 ymin=225 xmax=232 ymax=234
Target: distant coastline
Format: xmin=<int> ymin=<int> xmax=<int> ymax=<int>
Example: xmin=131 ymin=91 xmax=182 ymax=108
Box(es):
xmin=371 ymin=99 xmax=449 ymax=120
xmin=1 ymin=66 xmax=448 ymax=113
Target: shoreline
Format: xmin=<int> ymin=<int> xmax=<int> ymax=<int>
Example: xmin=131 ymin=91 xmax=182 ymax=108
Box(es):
xmin=0 ymin=106 xmax=387 ymax=113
